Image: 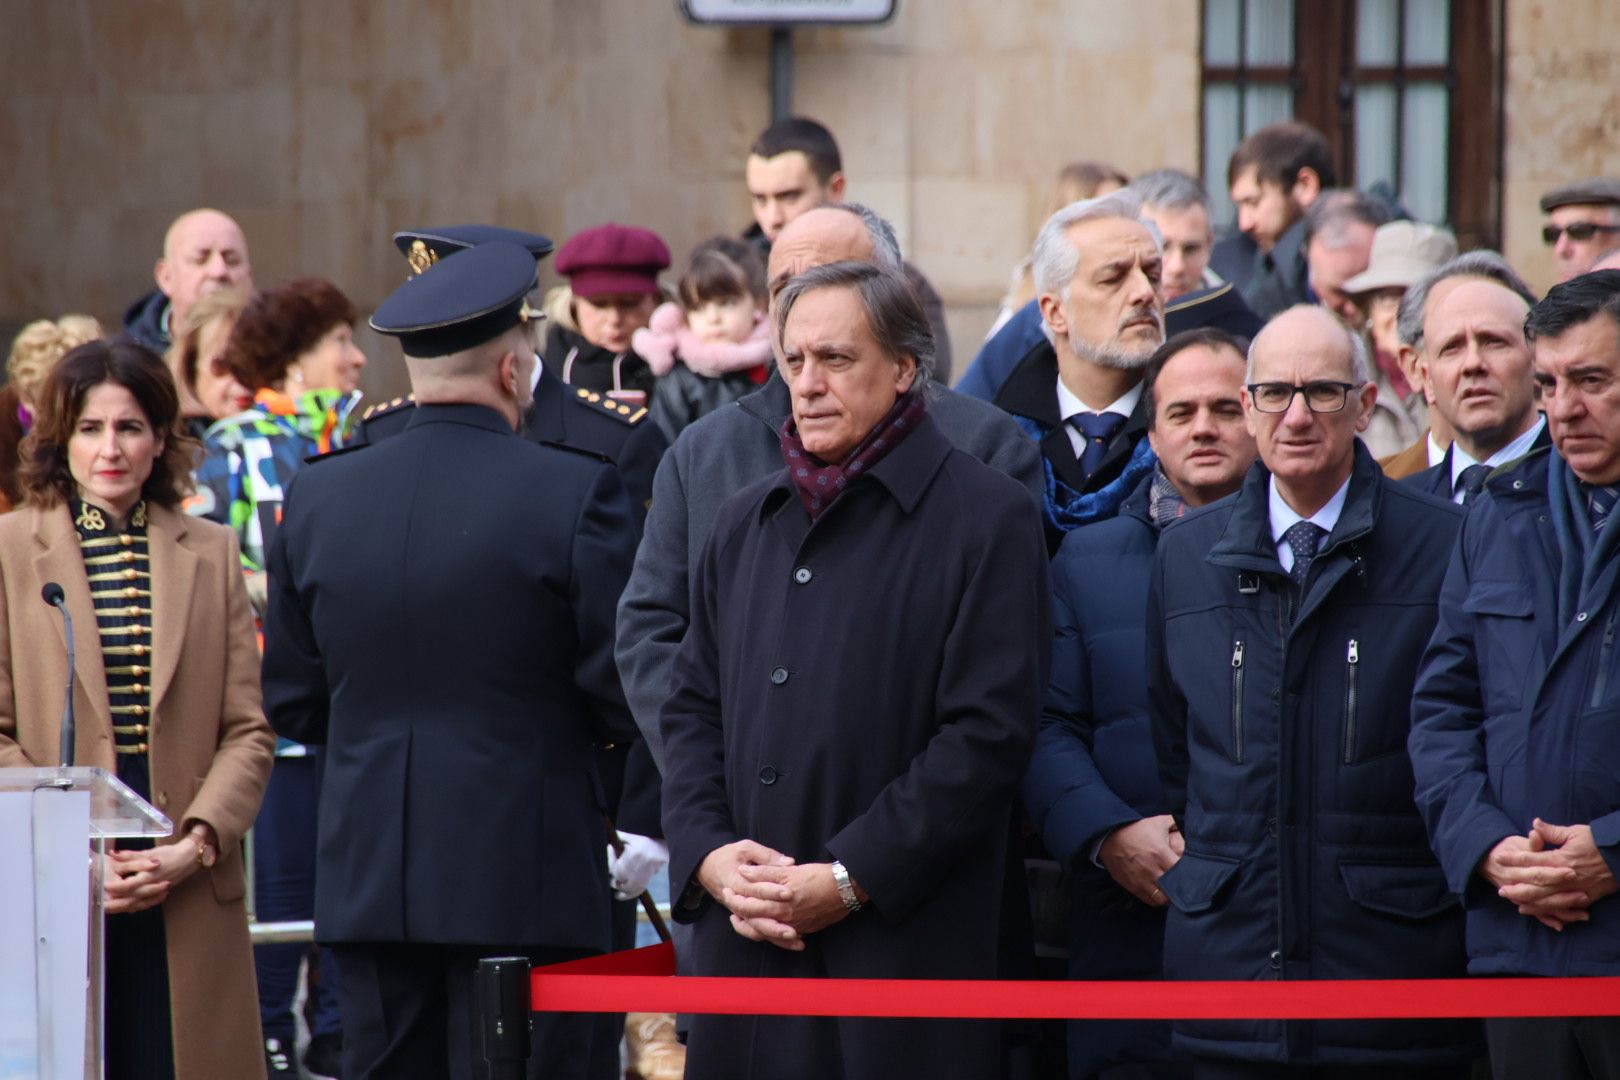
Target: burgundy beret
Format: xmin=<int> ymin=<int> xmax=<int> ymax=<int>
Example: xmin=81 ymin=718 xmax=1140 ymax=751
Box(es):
xmin=554 ymin=223 xmax=671 ymax=298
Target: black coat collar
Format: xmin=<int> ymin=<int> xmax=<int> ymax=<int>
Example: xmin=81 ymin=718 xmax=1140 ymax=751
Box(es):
xmin=405 ymin=402 xmax=516 ymax=436
xmin=995 ymin=340 xmax=1148 ymax=494
xmin=761 ymin=408 xmax=954 ymax=525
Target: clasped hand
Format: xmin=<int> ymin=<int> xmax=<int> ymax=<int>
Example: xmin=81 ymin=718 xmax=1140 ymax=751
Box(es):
xmin=1482 ymin=818 xmax=1619 ymax=931
xmin=697 ymin=839 xmax=854 ymax=951
xmin=102 ymin=838 xmax=200 ymax=915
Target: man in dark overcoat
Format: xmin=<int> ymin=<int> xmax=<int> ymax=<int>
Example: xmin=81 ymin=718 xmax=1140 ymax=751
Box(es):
xmin=1025 ymin=327 xmax=1256 ymax=1079
xmin=1411 ymin=270 xmax=1620 ymax=1077
xmin=261 ymin=242 xmax=638 ymax=1080
xmin=1147 ymin=305 xmax=1478 ymax=1076
xmin=660 ymin=261 xmax=1051 ymax=1080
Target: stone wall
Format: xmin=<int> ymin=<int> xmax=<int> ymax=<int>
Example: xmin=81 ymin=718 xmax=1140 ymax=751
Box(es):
xmin=0 ymin=0 xmax=1614 ymax=396
xmin=1501 ymin=0 xmax=1620 ymax=295
xmin=0 ymin=0 xmax=1199 ymax=394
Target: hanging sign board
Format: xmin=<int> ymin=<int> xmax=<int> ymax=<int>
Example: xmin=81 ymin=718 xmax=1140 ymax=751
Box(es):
xmin=679 ymin=0 xmax=897 ymax=25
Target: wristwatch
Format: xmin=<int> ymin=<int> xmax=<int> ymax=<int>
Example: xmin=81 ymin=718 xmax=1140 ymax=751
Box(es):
xmin=830 ymin=861 xmax=862 ymax=913
xmin=189 ymin=827 xmax=217 ymax=869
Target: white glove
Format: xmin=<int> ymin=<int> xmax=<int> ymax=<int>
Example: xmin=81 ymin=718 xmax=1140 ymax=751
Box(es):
xmin=608 ymin=832 xmax=669 ymax=901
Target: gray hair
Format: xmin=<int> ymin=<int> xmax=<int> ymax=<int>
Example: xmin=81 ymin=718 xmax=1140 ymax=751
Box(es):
xmin=1031 ymin=191 xmax=1163 ymax=345
xmin=1396 ymin=250 xmax=1538 ymax=349
xmin=827 ymin=202 xmax=903 ymax=272
xmin=1301 ymin=189 xmax=1392 ymax=253
xmin=1126 ymin=168 xmax=1211 ymax=216
xmin=773 ymin=260 xmax=935 ymax=386
xmin=1245 ymin=304 xmax=1372 ymax=385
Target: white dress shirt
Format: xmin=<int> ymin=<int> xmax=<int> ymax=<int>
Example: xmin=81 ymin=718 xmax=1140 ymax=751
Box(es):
xmin=1426 ymin=432 xmax=1447 ymax=468
xmin=1269 ymin=474 xmax=1351 ymax=573
xmin=1447 ymin=416 xmax=1546 ymax=503
xmin=1055 ymin=377 xmax=1143 ymax=459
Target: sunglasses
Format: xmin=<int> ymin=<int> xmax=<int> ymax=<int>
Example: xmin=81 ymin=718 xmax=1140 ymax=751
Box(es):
xmin=1542 ymin=221 xmax=1620 ymax=245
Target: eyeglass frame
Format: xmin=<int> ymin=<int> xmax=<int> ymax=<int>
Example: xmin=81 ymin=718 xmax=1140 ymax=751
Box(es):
xmin=1244 ymin=380 xmax=1362 ymax=414
xmin=1542 ymin=221 xmax=1620 ymax=246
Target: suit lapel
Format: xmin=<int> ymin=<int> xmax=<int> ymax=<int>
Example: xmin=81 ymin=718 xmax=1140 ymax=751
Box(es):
xmin=30 ymin=505 xmax=112 ymax=738
xmin=146 ymin=505 xmax=198 ymax=719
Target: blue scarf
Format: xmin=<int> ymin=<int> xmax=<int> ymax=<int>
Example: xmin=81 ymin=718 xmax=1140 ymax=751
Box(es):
xmin=1012 ymin=415 xmax=1158 ymax=535
xmin=1545 ymin=452 xmax=1620 ymax=629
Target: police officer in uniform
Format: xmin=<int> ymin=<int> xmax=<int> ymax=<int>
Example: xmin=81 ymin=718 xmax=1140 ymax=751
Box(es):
xmin=262 ymin=241 xmax=637 ymax=1080
xmin=352 ymin=224 xmax=668 ymax=534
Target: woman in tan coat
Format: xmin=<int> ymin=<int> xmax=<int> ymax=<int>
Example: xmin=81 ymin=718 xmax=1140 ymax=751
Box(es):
xmin=0 ymin=337 xmax=273 ymax=1080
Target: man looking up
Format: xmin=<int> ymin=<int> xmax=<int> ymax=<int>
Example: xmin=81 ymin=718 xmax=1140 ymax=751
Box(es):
xmin=1406 ymin=258 xmax=1545 ymax=502
xmin=1540 ymin=179 xmax=1620 ymax=283
xmin=1026 ymin=328 xmax=1257 ymax=1080
xmin=1227 ymin=122 xmax=1337 ymax=318
xmin=743 ymin=117 xmax=954 ymax=381
xmin=1148 ymin=306 xmax=1476 ymax=1075
xmin=991 ymin=191 xmax=1165 ymax=549
xmin=123 ymin=208 xmax=254 ymax=356
xmin=1411 ymin=269 xmax=1620 ymax=1079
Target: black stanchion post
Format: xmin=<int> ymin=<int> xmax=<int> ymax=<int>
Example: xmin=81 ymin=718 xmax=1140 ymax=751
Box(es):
xmin=478 ymin=956 xmax=531 ymax=1080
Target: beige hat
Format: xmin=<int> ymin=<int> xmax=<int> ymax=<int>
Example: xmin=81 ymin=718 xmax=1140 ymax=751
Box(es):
xmin=1341 ymin=220 xmax=1459 ymax=295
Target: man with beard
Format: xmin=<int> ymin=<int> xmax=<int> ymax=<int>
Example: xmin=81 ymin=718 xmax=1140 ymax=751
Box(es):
xmin=992 ymin=190 xmax=1166 ymax=550
xmin=1026 ymin=328 xmax=1258 ymax=1079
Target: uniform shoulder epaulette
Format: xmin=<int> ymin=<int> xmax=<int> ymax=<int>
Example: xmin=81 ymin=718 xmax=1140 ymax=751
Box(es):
xmin=570 ymin=386 xmax=647 ymax=426
xmin=536 ymin=439 xmax=613 ymax=464
xmin=361 ymin=393 xmax=416 ymax=422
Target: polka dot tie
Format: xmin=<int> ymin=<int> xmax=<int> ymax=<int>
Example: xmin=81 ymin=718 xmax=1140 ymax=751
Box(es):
xmin=1069 ymin=412 xmax=1127 ymax=482
xmin=1282 ymin=520 xmax=1327 ymax=587
xmin=1454 ymin=464 xmax=1491 ymax=505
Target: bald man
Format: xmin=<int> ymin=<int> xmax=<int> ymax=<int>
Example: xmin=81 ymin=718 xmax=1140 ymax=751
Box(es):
xmin=617 ymin=203 xmax=1041 ymax=771
xmin=123 ymin=208 xmax=253 ymax=356
xmin=1146 ymin=306 xmax=1475 ymax=1074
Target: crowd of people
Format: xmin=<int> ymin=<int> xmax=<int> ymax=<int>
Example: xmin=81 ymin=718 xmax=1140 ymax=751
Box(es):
xmin=2 ymin=110 xmax=1620 ymax=1080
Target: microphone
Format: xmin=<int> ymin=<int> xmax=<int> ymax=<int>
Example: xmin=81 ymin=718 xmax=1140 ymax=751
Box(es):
xmin=42 ymin=582 xmax=75 ymax=767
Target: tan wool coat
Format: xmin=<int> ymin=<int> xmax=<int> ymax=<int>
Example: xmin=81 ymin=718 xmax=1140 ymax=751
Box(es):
xmin=0 ymin=501 xmax=274 ymax=1080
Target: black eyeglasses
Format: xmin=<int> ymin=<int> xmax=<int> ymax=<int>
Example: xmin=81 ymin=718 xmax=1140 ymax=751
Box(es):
xmin=1246 ymin=381 xmax=1360 ymax=414
xmin=1543 ymin=221 xmax=1620 ymax=245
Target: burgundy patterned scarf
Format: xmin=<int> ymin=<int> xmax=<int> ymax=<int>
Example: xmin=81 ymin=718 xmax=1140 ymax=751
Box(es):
xmin=778 ymin=391 xmax=928 ymax=519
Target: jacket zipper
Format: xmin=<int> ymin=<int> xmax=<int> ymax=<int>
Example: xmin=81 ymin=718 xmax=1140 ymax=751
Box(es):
xmin=1591 ymin=612 xmax=1617 ymax=708
xmin=1231 ymin=638 xmax=1246 ymax=764
xmin=1342 ymin=638 xmax=1360 ymax=764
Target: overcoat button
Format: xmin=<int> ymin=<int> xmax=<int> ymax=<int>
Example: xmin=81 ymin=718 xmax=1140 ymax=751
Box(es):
xmin=793 ymin=567 xmax=812 ymax=585
xmin=1269 ymin=950 xmax=1282 ymax=970
xmin=769 ymin=667 xmax=789 ymax=685
xmin=759 ymin=767 xmax=778 ymax=785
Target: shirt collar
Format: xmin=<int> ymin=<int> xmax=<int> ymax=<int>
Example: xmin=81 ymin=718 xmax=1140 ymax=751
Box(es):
xmin=1427 ymin=431 xmax=1448 ymax=467
xmin=1055 ymin=375 xmax=1143 ymax=425
xmin=1449 ymin=415 xmax=1546 ymax=488
xmin=1268 ymin=473 xmax=1352 ymax=545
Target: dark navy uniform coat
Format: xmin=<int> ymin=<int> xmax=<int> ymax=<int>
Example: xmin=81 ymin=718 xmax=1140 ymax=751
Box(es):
xmin=352 ymin=369 xmax=667 ymax=534
xmin=660 ymin=413 xmax=1051 ymax=1080
xmin=262 ymin=403 xmax=638 ymax=950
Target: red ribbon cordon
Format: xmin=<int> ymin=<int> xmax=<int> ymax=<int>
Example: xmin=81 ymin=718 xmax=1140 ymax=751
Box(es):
xmin=530 ymin=943 xmax=1620 ymax=1020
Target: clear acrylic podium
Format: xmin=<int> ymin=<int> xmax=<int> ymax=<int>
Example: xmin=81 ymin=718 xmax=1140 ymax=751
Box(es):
xmin=0 ymin=767 xmax=172 ymax=1080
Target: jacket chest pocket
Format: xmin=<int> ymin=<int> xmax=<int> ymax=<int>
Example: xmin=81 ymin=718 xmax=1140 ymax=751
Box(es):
xmin=1462 ymin=580 xmax=1536 ymax=716
xmin=1341 ymin=637 xmax=1362 ymax=764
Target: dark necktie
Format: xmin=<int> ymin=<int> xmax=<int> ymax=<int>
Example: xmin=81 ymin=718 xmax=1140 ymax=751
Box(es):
xmin=1282 ymin=520 xmax=1327 ymax=587
xmin=1455 ymin=463 xmax=1491 ymax=505
xmin=1589 ymin=484 xmax=1620 ymax=533
xmin=1069 ymin=412 xmax=1127 ymax=481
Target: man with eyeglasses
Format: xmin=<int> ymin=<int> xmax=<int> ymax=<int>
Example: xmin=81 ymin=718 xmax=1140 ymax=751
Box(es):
xmin=1146 ymin=305 xmax=1476 ymax=1077
xmin=1541 ymin=179 xmax=1620 ymax=284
